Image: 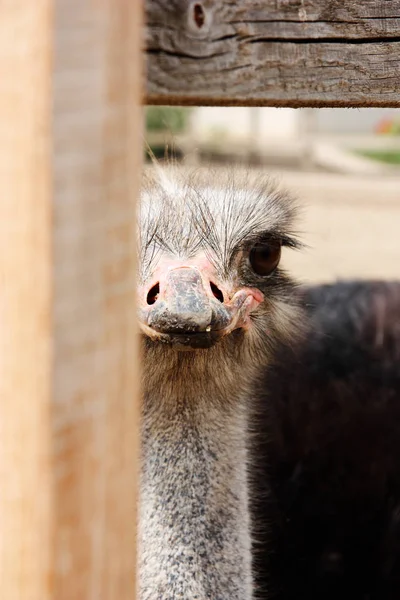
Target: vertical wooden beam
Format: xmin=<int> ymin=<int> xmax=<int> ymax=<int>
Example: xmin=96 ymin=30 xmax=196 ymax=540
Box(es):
xmin=0 ymin=1 xmax=142 ymax=598
xmin=0 ymin=3 xmax=53 ymax=597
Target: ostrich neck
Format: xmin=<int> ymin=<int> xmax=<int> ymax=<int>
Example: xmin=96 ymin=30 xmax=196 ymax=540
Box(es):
xmin=138 ymin=388 xmax=253 ymax=600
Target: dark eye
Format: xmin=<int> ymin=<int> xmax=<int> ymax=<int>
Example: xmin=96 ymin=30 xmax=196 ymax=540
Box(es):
xmin=249 ymin=242 xmax=281 ymax=276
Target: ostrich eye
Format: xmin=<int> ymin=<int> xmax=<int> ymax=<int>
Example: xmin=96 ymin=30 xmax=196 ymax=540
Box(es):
xmin=249 ymin=242 xmax=281 ymax=276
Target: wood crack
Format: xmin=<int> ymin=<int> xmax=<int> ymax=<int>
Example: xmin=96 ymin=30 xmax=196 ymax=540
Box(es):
xmin=231 ymin=17 xmax=400 ymax=25
xmin=147 ymin=48 xmax=230 ymax=60
xmin=246 ymin=37 xmax=400 ymax=45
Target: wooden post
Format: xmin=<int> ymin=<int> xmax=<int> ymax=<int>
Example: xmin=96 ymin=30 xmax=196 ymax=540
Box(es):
xmin=0 ymin=1 xmax=142 ymax=598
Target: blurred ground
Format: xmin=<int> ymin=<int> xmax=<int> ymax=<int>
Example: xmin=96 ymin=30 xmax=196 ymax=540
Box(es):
xmin=267 ymin=169 xmax=400 ymax=284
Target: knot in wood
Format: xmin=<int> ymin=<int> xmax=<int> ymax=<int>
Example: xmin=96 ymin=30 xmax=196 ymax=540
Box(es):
xmin=186 ymin=0 xmax=212 ymax=38
xmin=194 ymin=3 xmax=205 ymax=28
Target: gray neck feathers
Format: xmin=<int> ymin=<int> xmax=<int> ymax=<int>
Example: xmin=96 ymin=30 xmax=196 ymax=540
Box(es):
xmin=138 ymin=394 xmax=253 ymax=600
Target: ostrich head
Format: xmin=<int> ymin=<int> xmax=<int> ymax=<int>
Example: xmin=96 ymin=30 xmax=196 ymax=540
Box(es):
xmin=138 ymin=168 xmax=302 ymax=405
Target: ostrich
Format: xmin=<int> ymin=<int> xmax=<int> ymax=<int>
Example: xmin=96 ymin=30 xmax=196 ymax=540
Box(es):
xmin=137 ymin=167 xmax=400 ymax=600
xmin=137 ymin=167 xmax=302 ymax=600
xmin=256 ymin=279 xmax=400 ymax=600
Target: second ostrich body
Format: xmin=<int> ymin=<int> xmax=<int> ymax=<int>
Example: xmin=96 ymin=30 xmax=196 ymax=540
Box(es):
xmin=258 ymin=280 xmax=400 ymax=600
xmin=137 ymin=169 xmax=301 ymax=599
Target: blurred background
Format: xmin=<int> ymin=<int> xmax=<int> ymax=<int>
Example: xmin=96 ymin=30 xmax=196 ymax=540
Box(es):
xmin=145 ymin=106 xmax=400 ymax=285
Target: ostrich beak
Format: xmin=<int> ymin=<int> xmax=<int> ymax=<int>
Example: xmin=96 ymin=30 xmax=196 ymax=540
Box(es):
xmin=139 ymin=266 xmax=263 ymax=350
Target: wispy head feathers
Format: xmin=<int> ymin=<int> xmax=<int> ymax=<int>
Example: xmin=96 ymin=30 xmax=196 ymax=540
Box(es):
xmin=139 ymin=166 xmax=301 ymax=282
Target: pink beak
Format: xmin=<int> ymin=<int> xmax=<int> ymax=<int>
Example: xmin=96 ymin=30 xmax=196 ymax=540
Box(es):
xmin=139 ymin=266 xmax=263 ymax=350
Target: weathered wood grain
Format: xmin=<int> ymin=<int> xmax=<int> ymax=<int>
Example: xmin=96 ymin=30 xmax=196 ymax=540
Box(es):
xmin=53 ymin=1 xmax=142 ymax=598
xmin=0 ymin=1 xmax=142 ymax=598
xmin=0 ymin=3 xmax=53 ymax=597
xmin=146 ymin=0 xmax=400 ymax=106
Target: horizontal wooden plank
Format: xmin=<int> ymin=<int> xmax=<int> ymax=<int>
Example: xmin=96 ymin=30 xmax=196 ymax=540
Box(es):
xmin=145 ymin=0 xmax=400 ymax=107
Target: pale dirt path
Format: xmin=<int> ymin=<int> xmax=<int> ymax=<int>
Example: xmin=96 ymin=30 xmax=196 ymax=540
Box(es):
xmin=272 ymin=170 xmax=400 ymax=284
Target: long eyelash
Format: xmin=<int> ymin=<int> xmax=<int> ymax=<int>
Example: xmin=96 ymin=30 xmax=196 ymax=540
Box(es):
xmin=231 ymin=232 xmax=303 ymax=263
xmin=281 ymin=234 xmax=305 ymax=250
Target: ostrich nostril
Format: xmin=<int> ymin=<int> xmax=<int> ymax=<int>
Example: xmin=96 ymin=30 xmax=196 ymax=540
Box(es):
xmin=210 ymin=282 xmax=224 ymax=303
xmin=147 ymin=282 xmax=160 ymax=305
